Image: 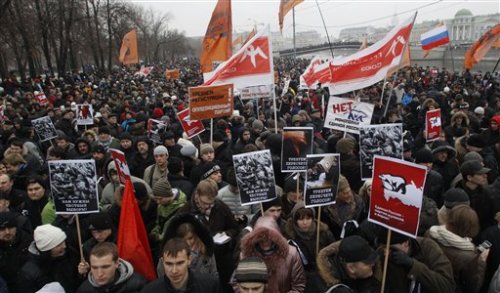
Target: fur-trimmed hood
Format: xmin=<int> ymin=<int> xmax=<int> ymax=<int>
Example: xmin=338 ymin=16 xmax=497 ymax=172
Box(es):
xmin=285 ymin=202 xmax=329 ymax=239
xmin=450 ymin=111 xmax=469 ymax=127
xmin=162 ymin=213 xmax=214 ymax=256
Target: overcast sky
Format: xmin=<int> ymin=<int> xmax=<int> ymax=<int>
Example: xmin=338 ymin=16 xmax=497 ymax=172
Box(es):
xmin=129 ymin=0 xmax=499 ymax=38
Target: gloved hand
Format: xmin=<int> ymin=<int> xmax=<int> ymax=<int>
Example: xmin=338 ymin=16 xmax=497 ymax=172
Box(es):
xmin=390 ymin=249 xmax=414 ymax=269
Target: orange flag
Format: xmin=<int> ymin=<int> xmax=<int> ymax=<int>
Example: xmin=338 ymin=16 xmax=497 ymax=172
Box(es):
xmin=279 ymin=0 xmax=304 ymax=32
xmin=386 ymin=45 xmax=411 ymax=77
xmin=117 ymin=179 xmax=156 ymax=280
xmin=200 ymin=0 xmax=232 ymax=73
xmin=119 ymin=29 xmax=139 ymax=65
xmin=464 ymin=24 xmax=500 ymax=69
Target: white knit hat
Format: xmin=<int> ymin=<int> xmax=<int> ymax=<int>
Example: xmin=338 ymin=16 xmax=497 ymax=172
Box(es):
xmin=153 ymin=145 xmax=169 ymax=156
xmin=34 ymin=224 xmax=67 ymax=252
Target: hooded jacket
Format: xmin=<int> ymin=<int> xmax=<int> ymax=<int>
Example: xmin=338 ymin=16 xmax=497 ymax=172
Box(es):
xmin=76 ymin=258 xmax=147 ymax=293
xmin=236 ymin=216 xmax=306 ymax=293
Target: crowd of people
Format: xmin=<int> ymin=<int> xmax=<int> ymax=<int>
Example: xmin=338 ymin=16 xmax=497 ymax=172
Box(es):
xmin=0 ymin=56 xmax=499 ymax=293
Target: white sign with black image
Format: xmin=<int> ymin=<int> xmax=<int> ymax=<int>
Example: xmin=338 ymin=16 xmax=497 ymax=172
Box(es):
xmin=31 ymin=116 xmax=58 ymax=142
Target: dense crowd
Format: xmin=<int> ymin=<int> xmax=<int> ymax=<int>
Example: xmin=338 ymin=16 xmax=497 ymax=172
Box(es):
xmin=0 ymin=56 xmax=499 ymax=292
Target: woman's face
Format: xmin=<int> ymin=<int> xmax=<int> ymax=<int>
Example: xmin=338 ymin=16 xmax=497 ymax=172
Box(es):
xmin=183 ymin=232 xmax=196 ymax=249
xmin=297 ymin=216 xmax=313 ymax=232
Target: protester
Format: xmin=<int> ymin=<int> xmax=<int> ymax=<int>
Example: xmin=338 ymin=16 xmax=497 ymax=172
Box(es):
xmin=231 ymin=256 xmax=269 ymax=293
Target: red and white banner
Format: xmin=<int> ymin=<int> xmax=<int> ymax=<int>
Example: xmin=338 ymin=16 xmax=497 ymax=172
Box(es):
xmin=202 ymin=25 xmax=274 ymax=90
xmin=369 ymin=156 xmax=427 ymax=238
xmin=34 ymin=92 xmax=49 ymax=106
xmin=110 ymin=149 xmax=131 ymax=185
xmin=425 ymin=109 xmax=442 ymax=142
xmin=300 ymin=56 xmax=331 ymax=89
xmin=134 ymin=66 xmax=154 ymax=77
xmin=177 ymin=109 xmax=205 ymax=139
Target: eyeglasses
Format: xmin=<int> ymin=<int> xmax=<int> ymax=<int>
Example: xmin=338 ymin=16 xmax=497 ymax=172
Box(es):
xmin=197 ymin=196 xmax=215 ymax=208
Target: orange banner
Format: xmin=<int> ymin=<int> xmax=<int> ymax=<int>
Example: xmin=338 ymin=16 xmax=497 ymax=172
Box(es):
xmin=279 ymin=0 xmax=304 ymax=32
xmin=189 ymin=84 xmax=234 ymax=120
xmin=119 ymin=29 xmax=139 ymax=65
xmin=165 ymin=69 xmax=180 ymax=80
xmin=386 ymin=45 xmax=411 ymax=77
xmin=200 ymin=0 xmax=232 ymax=73
xmin=464 ymin=24 xmax=500 ymax=69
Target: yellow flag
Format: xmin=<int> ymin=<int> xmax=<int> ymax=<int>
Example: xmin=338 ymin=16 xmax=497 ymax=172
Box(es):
xmin=119 ymin=29 xmax=139 ymax=65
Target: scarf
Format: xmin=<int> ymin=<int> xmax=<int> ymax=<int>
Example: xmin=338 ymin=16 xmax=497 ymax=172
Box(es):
xmin=428 ymin=225 xmax=475 ymax=251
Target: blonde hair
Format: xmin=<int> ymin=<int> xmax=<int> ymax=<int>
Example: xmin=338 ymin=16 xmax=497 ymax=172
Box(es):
xmin=196 ymin=178 xmax=218 ymax=199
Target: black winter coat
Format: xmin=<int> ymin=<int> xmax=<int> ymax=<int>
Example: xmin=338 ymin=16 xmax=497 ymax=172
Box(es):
xmin=140 ymin=273 xmax=221 ymax=293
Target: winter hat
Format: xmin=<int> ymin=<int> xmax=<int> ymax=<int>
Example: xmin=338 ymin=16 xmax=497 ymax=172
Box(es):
xmin=292 ymin=115 xmax=302 ymax=124
xmin=338 ymin=235 xmax=378 ymax=264
xmin=463 ymin=151 xmax=483 ymax=163
xmin=201 ymin=163 xmax=221 ymax=180
xmin=119 ymin=132 xmax=133 ymax=141
xmin=153 ymin=145 xmax=169 ymax=156
xmin=88 ymin=212 xmax=113 ymax=231
xmin=337 ymin=175 xmax=350 ymax=192
xmin=252 ymin=120 xmax=264 ymax=131
xmin=284 ymin=176 xmax=303 ymax=193
xmin=234 ymin=256 xmax=269 ymax=283
xmin=261 ymin=197 xmax=282 ymax=212
xmin=180 ymin=144 xmax=197 ymax=158
xmin=200 ymin=143 xmax=215 ymax=155
xmin=467 ymin=134 xmax=485 ymax=148
xmin=414 ymin=148 xmax=433 ymax=164
xmin=377 ymin=229 xmax=409 ymax=245
xmin=461 ymin=160 xmax=490 ymax=178
xmin=474 ymin=107 xmax=485 ymax=115
xmin=132 ymin=182 xmax=149 ymax=201
xmin=0 ymin=212 xmax=17 ymax=229
xmin=213 ymin=130 xmax=227 ymax=142
xmin=167 ymin=157 xmax=183 ymax=175
xmin=336 ymin=138 xmax=355 ymax=154
xmin=92 ymin=144 xmax=106 ymax=154
xmin=443 ymin=188 xmax=470 ymax=209
xmin=34 ymin=224 xmax=67 ymax=252
xmin=153 ymin=177 xmax=174 ymax=198
xmin=431 ymin=140 xmax=456 ymax=157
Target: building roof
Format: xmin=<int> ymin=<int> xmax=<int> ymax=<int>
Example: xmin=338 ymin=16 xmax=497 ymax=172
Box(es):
xmin=455 ymin=9 xmax=473 ymax=18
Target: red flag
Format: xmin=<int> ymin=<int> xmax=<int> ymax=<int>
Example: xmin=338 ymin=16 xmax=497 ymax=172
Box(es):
xmin=117 ymin=179 xmax=156 ymax=281
xmin=202 ymin=25 xmax=273 ymax=90
xmin=279 ymin=0 xmax=304 ymax=32
xmin=464 ymin=24 xmax=500 ymax=69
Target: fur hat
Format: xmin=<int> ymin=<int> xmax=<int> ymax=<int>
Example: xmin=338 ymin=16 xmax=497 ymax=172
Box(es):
xmin=34 ymin=224 xmax=67 ymax=252
xmin=337 ymin=175 xmax=350 ymax=192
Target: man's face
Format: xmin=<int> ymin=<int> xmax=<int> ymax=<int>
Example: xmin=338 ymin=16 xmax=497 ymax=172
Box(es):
xmin=468 ymin=173 xmax=488 ymax=186
xmin=337 ymin=187 xmax=353 ymax=203
xmin=164 ymin=138 xmax=175 ymax=147
xmin=55 ymin=139 xmax=68 ymax=149
xmin=108 ymin=116 xmax=117 ymax=124
xmin=4 ymin=164 xmax=18 ymax=176
xmin=286 ymin=191 xmax=303 ymax=203
xmin=90 ymin=254 xmax=119 ymax=287
xmin=98 ymin=133 xmax=110 ymax=142
xmin=346 ymin=262 xmax=375 ymax=279
xmin=201 ymin=151 xmax=214 ymax=162
xmin=120 ymin=139 xmax=132 ymax=150
xmin=154 ymin=153 xmax=168 ymax=166
xmin=209 ymin=170 xmax=222 ymax=183
xmin=0 ymin=175 xmax=13 ymax=193
xmin=163 ymin=250 xmax=191 ymax=289
xmin=27 ymin=182 xmax=45 ymax=200
xmin=91 ymin=229 xmax=112 ymax=243
xmin=242 ymin=131 xmax=251 ymax=142
xmin=78 ymin=142 xmax=89 ymax=154
xmin=0 ymin=199 xmax=9 ymax=212
xmin=137 ymin=142 xmax=149 ymax=155
xmin=9 ymin=145 xmax=22 ymax=154
xmin=50 ymin=241 xmax=66 ymax=258
xmin=92 ymin=152 xmax=105 ymax=161
xmin=436 ymin=151 xmax=448 ymax=162
xmin=196 ymin=195 xmax=215 ymax=214
xmin=264 ymin=206 xmax=282 ymax=220
xmin=238 ymin=282 xmax=266 ymax=293
xmin=0 ymin=226 xmax=16 ymax=242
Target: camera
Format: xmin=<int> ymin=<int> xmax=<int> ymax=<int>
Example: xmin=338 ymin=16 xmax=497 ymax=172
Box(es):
xmin=477 ymin=240 xmax=492 ymax=253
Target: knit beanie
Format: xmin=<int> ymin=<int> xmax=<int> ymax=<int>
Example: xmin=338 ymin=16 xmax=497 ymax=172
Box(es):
xmin=443 ymin=188 xmax=470 ymax=208
xmin=201 ymin=163 xmax=221 ymax=180
xmin=234 ymin=256 xmax=268 ymax=283
xmin=180 ymin=144 xmax=197 ymax=158
xmin=133 ymin=182 xmax=149 ymax=200
xmin=154 ymin=145 xmax=169 ymax=156
xmin=200 ymin=143 xmax=215 ymax=155
xmin=414 ymin=148 xmax=433 ymax=164
xmin=252 ymin=120 xmax=264 ymax=131
xmin=336 ymin=138 xmax=355 ymax=154
xmin=34 ymin=224 xmax=67 ymax=252
xmin=261 ymin=197 xmax=282 ymax=212
xmin=153 ymin=177 xmax=174 ymax=198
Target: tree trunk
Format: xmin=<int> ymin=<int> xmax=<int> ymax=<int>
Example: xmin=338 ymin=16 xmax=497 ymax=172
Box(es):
xmin=91 ymin=0 xmax=105 ymax=71
xmin=84 ymin=0 xmax=100 ymax=69
xmin=35 ymin=0 xmax=53 ymax=74
xmin=106 ymin=0 xmax=112 ymax=71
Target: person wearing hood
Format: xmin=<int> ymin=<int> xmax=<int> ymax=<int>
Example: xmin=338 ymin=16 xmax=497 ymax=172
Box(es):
xmin=431 ymin=140 xmax=460 ymax=191
xmin=118 ymin=132 xmax=136 ymax=163
xmin=77 ymin=242 xmax=147 ymax=293
xmin=17 ymin=224 xmax=81 ymax=293
xmin=480 ymin=115 xmax=500 ymax=148
xmin=81 ymin=212 xmax=116 ymax=262
xmin=96 ymin=126 xmax=120 ymax=152
xmin=444 ymin=111 xmax=470 ymax=145
xmin=129 ymin=136 xmax=154 ymax=179
xmin=233 ymin=127 xmax=253 ymax=154
xmin=286 ymin=203 xmax=334 ymax=292
xmin=236 ymin=216 xmax=306 ymax=292
xmin=75 ymin=137 xmax=93 ymax=159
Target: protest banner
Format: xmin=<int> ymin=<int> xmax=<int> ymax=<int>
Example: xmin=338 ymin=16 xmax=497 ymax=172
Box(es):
xmin=189 ymin=83 xmax=234 ymax=120
xmin=147 ymin=118 xmax=168 ymax=144
xmin=232 ymin=150 xmax=276 ymax=206
xmin=48 ymin=160 xmax=99 ymax=214
xmin=177 ymin=109 xmax=205 ymax=139
xmin=76 ymin=104 xmax=94 ymax=125
xmin=165 ymin=69 xmax=180 ymax=80
xmin=304 ymin=153 xmax=340 ymax=208
xmin=368 ymin=156 xmax=427 ymax=238
xmin=359 ymin=123 xmax=403 ymax=179
xmin=281 ymin=127 xmax=314 ymax=172
xmin=324 ymin=97 xmax=374 ymax=134
xmin=240 ymin=84 xmax=273 ymax=100
xmin=425 ymin=109 xmax=442 ymax=142
xmin=110 ymin=149 xmax=131 ymax=184
xmin=34 ymin=92 xmax=49 ymax=106
xmin=31 ymin=116 xmax=58 ymax=142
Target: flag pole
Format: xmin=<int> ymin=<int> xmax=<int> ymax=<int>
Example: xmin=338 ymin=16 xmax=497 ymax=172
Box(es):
xmin=315 ymin=0 xmax=334 ymax=60
xmin=381 ymin=229 xmax=392 ymax=293
xmin=75 ymin=214 xmax=85 ymax=262
xmin=293 ymin=7 xmax=297 ymax=58
xmin=492 ymin=56 xmax=500 ymax=73
xmin=315 ymin=206 xmax=322 ymax=255
xmin=273 ymin=85 xmax=278 ymax=134
xmin=448 ymin=43 xmax=456 ymax=73
xmin=210 ymin=118 xmax=214 ymax=145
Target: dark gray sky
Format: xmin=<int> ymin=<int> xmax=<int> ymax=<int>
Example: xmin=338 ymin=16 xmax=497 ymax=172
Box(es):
xmin=130 ymin=0 xmax=499 ymax=38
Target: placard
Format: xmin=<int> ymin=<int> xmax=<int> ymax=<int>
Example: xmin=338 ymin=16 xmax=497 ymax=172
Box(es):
xmin=177 ymin=109 xmax=205 ymax=139
xmin=110 ymin=149 xmax=131 ymax=185
xmin=31 ymin=116 xmax=58 ymax=142
xmin=165 ymin=69 xmax=180 ymax=80
xmin=281 ymin=127 xmax=314 ymax=172
xmin=147 ymin=118 xmax=168 ymax=144
xmin=240 ymin=85 xmax=273 ymax=100
xmin=189 ymin=84 xmax=234 ymax=120
xmin=425 ymin=109 xmax=441 ymax=142
xmin=324 ymin=96 xmax=374 ymax=134
xmin=304 ymin=153 xmax=340 ymax=207
xmin=76 ymin=104 xmax=94 ymax=125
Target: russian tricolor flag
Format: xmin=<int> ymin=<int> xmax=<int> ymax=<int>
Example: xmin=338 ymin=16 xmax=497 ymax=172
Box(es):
xmin=421 ymin=25 xmax=449 ymax=51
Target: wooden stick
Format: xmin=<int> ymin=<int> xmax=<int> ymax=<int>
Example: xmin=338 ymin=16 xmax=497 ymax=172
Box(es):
xmin=75 ymin=214 xmax=85 ymax=262
xmin=315 ymin=206 xmax=322 ymax=256
xmin=381 ymin=229 xmax=392 ymax=293
xmin=260 ymin=202 xmax=265 ymax=217
xmin=210 ymin=118 xmax=214 ymax=145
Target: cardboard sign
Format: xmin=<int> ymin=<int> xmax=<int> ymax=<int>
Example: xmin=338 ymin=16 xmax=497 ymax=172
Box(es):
xmin=110 ymin=149 xmax=131 ymax=185
xmin=76 ymin=104 xmax=94 ymax=125
xmin=34 ymin=92 xmax=49 ymax=106
xmin=31 ymin=116 xmax=58 ymax=142
xmin=189 ymin=84 xmax=234 ymax=120
xmin=48 ymin=160 xmax=99 ymax=214
xmin=359 ymin=123 xmax=403 ymax=179
xmin=368 ymin=156 xmax=427 ymax=238
xmin=425 ymin=109 xmax=442 ymax=142
xmin=324 ymin=97 xmax=374 ymax=134
xmin=240 ymin=85 xmax=273 ymax=100
xmin=147 ymin=118 xmax=168 ymax=144
xmin=304 ymin=154 xmax=340 ymax=208
xmin=281 ymin=127 xmax=314 ymax=172
xmin=177 ymin=109 xmax=205 ymax=139
xmin=165 ymin=69 xmax=180 ymax=80
xmin=232 ymin=150 xmax=277 ymax=205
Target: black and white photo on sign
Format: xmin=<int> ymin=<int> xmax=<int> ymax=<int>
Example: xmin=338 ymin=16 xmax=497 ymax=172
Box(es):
xmin=359 ymin=123 xmax=403 ymax=179
xmin=48 ymin=160 xmax=99 ymax=214
xmin=281 ymin=127 xmax=314 ymax=172
xmin=76 ymin=104 xmax=94 ymax=125
xmin=148 ymin=118 xmax=168 ymax=144
xmin=232 ymin=150 xmax=276 ymax=205
xmin=305 ymin=154 xmax=340 ymax=208
xmin=31 ymin=116 xmax=58 ymax=142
